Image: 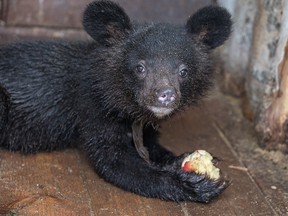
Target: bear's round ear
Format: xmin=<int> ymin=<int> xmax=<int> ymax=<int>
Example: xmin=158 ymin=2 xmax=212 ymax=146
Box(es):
xmin=83 ymin=0 xmax=132 ymax=46
xmin=186 ymin=6 xmax=232 ymax=49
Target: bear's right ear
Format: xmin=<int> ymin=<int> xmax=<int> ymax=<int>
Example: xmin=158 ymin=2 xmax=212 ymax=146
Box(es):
xmin=83 ymin=0 xmax=132 ymax=46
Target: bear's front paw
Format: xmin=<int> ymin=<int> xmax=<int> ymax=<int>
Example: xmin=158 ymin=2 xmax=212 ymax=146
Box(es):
xmin=161 ymin=152 xmax=229 ymax=202
xmin=160 ymin=153 xmax=190 ymax=171
xmin=177 ymin=171 xmax=229 ymax=202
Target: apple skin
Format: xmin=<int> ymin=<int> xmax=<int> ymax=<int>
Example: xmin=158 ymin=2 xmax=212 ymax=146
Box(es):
xmin=181 ymin=161 xmax=197 ymax=172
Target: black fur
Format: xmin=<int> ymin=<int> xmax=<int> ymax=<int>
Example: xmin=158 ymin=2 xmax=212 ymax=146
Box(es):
xmin=186 ymin=6 xmax=232 ymax=49
xmin=83 ymin=0 xmax=132 ymax=46
xmin=0 ymin=0 xmax=232 ymax=202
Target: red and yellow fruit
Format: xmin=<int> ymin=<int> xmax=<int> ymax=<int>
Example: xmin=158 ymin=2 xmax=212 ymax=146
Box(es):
xmin=181 ymin=150 xmax=220 ymax=180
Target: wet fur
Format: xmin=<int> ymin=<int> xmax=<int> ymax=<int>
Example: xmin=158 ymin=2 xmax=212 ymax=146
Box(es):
xmin=0 ymin=0 xmax=232 ymax=202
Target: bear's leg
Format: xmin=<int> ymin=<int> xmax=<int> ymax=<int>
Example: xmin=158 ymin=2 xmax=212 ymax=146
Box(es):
xmin=82 ymin=126 xmax=228 ymax=202
xmin=143 ymin=125 xmax=175 ymax=164
xmin=0 ymin=87 xmax=9 ymax=146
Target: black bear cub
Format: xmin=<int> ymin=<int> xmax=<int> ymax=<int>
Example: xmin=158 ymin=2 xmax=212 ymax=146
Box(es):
xmin=0 ymin=1 xmax=231 ymax=202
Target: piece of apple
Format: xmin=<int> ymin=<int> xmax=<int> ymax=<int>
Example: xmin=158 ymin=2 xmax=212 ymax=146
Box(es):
xmin=181 ymin=150 xmax=220 ymax=180
xmin=182 ymin=161 xmax=197 ymax=172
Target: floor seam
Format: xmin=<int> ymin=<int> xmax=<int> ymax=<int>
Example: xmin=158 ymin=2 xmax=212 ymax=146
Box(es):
xmin=180 ymin=202 xmax=190 ymax=216
xmin=75 ymin=150 xmax=96 ymax=216
xmin=213 ymin=122 xmax=280 ymax=216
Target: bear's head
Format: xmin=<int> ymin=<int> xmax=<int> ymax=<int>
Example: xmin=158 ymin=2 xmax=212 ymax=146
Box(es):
xmin=83 ymin=0 xmax=232 ymax=120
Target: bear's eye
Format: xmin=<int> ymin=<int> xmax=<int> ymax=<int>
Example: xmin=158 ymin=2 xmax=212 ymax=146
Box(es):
xmin=179 ymin=68 xmax=188 ymax=78
xmin=136 ymin=64 xmax=146 ymax=74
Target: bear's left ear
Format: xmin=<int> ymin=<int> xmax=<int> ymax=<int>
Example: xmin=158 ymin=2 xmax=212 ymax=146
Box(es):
xmin=186 ymin=6 xmax=232 ymax=49
xmin=83 ymin=0 xmax=132 ymax=46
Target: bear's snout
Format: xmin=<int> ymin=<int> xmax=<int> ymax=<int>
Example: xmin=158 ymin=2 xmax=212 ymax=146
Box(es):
xmin=156 ymin=87 xmax=177 ymax=107
xmin=145 ymin=86 xmax=179 ymax=118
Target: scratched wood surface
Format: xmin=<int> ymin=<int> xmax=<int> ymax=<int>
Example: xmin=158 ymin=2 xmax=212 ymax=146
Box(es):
xmin=0 ymin=92 xmax=286 ymax=216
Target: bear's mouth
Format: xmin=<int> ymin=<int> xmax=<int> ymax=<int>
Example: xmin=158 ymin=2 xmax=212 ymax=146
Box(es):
xmin=147 ymin=106 xmax=174 ymax=118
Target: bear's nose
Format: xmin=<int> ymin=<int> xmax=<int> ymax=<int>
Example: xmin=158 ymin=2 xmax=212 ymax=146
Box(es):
xmin=156 ymin=88 xmax=177 ymax=106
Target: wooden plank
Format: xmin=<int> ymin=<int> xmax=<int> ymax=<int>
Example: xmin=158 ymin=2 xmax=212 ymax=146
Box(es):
xmin=113 ymin=0 xmax=213 ymax=24
xmin=6 ymin=0 xmax=90 ymax=28
xmin=206 ymin=93 xmax=288 ymax=215
xmin=160 ymin=96 xmax=277 ymax=215
xmin=0 ymin=147 xmax=184 ymax=216
xmin=0 ymin=0 xmax=2 ymax=21
xmin=0 ymin=150 xmax=93 ymax=215
xmin=0 ymin=26 xmax=89 ymax=44
xmin=0 ymin=0 xmax=8 ymax=24
xmin=5 ymin=0 xmax=213 ymax=28
xmin=77 ymin=152 xmax=184 ymax=216
xmin=0 ymin=92 xmax=284 ymax=215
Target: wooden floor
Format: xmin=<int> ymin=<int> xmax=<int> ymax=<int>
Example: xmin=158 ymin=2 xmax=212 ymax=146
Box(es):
xmin=0 ymin=92 xmax=287 ymax=216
